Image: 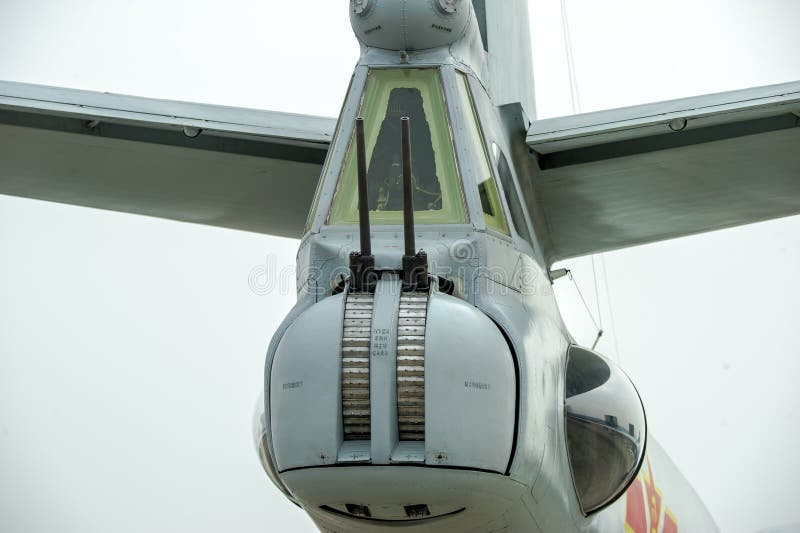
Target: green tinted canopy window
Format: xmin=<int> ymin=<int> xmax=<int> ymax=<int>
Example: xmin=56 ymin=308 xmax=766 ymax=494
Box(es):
xmin=456 ymin=72 xmax=509 ymax=235
xmin=327 ymin=68 xmax=467 ymax=226
xmin=493 ymin=143 xmax=533 ymax=246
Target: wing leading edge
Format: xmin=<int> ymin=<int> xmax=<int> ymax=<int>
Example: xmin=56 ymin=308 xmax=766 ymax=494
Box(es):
xmin=0 ymin=80 xmax=336 ymax=238
xmin=526 ymin=80 xmax=800 ymax=263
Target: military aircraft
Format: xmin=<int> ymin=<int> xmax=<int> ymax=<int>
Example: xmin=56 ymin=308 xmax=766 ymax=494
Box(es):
xmin=1 ymin=0 xmax=798 ymax=531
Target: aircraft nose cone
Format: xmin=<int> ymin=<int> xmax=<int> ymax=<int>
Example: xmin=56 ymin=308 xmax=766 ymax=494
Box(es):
xmin=349 ymin=0 xmax=471 ymax=51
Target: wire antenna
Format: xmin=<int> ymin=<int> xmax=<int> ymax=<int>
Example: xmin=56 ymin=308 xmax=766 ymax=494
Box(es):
xmin=567 ymin=270 xmax=603 ymax=350
xmin=560 ymin=0 xmax=582 ymax=114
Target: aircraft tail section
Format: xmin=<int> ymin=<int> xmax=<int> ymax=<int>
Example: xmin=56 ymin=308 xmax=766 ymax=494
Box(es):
xmin=473 ymin=0 xmax=537 ymax=121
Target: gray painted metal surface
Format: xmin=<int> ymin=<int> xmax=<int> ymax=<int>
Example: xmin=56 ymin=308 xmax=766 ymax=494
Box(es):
xmin=368 ymin=276 xmax=402 ymax=464
xmin=270 ymin=294 xmax=344 ymax=471
xmin=424 ymin=291 xmax=516 ymax=472
xmin=285 ymin=466 xmax=528 ymax=531
xmin=349 ymin=0 xmax=472 ymax=51
xmin=0 ymin=80 xmax=335 ymax=238
xmin=0 ymin=80 xmax=335 ymax=144
xmin=526 ymin=81 xmax=800 ymax=261
xmin=483 ymin=0 xmax=537 ymax=120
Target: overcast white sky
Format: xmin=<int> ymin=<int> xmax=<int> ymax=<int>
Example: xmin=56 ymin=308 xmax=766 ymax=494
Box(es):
xmin=0 ymin=1 xmax=798 ymax=532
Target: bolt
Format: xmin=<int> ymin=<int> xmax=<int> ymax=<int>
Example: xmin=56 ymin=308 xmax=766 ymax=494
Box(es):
xmin=182 ymin=126 xmax=202 ymax=138
xmin=668 ymin=117 xmax=687 ymax=131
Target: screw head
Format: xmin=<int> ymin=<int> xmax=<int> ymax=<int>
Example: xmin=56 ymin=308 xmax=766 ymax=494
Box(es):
xmin=437 ymin=0 xmax=460 ymax=14
xmin=668 ymin=117 xmax=688 ymax=131
xmin=352 ymin=0 xmax=371 ymax=15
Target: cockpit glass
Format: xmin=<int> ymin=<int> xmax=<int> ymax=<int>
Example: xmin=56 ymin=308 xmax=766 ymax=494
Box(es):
xmin=327 ymin=68 xmax=467 ymax=226
xmin=455 ymin=72 xmax=509 ymax=235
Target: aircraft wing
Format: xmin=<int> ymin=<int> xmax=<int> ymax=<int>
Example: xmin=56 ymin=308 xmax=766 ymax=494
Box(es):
xmin=0 ymin=80 xmax=336 ymax=238
xmin=526 ymin=80 xmax=800 ymax=263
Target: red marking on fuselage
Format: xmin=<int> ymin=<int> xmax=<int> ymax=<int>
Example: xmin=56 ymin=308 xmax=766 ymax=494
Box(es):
xmin=624 ymin=456 xmax=677 ymax=532
xmin=643 ymin=457 xmax=663 ymax=533
xmin=624 ymin=477 xmax=646 ymax=533
xmin=663 ymin=508 xmax=679 ymax=533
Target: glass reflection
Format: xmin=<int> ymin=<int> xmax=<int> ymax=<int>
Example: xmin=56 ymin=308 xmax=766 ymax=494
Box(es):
xmin=565 ymin=346 xmax=646 ymax=515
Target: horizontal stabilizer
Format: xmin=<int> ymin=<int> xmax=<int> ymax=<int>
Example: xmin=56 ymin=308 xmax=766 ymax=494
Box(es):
xmin=0 ymin=81 xmax=336 ymax=238
xmin=526 ymin=81 xmax=800 ymax=262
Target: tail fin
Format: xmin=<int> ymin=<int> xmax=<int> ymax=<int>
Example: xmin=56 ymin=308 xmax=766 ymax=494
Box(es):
xmin=473 ymin=0 xmax=537 ymax=120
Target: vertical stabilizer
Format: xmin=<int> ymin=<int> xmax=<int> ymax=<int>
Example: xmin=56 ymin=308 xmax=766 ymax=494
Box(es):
xmin=475 ymin=0 xmax=537 ymax=120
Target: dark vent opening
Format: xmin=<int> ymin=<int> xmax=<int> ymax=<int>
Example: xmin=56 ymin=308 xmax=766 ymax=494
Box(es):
xmin=404 ymin=504 xmax=431 ymax=518
xmin=345 ymin=504 xmax=371 ymax=518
